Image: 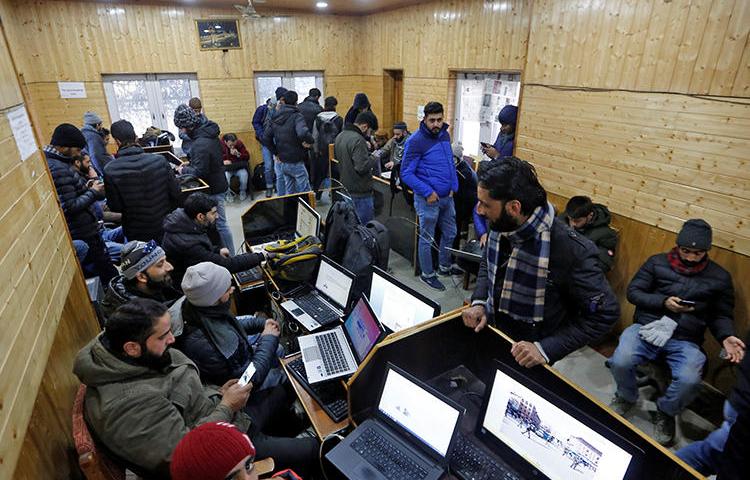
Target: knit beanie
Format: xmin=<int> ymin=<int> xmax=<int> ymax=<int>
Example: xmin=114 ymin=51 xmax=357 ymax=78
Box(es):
xmin=452 ymin=142 xmax=464 ymax=160
xmin=275 ymin=86 xmax=288 ymax=100
xmin=355 ymin=111 xmax=378 ymax=129
xmin=173 ymin=104 xmax=202 ymax=130
xmin=120 ymin=240 xmax=166 ymax=280
xmin=497 ymin=105 xmax=518 ymax=125
xmin=393 ymin=121 xmax=407 ymax=131
xmin=677 ymin=219 xmax=712 ymax=250
xmin=50 ymin=123 xmax=87 ymax=149
xmin=181 ymin=262 xmax=232 ymax=307
xmin=170 ymin=422 xmax=256 ymax=480
xmin=83 ymin=111 xmax=103 ymax=126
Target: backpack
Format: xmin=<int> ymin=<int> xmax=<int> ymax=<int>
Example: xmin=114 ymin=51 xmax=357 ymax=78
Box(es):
xmin=341 ymin=221 xmax=390 ymax=301
xmin=265 ymin=235 xmax=323 ymax=282
xmin=315 ymin=115 xmax=341 ymax=157
xmin=323 ymin=199 xmax=360 ymax=262
xmin=251 ymin=163 xmax=266 ymax=191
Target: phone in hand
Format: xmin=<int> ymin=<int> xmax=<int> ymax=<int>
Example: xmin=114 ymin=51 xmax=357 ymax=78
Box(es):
xmin=677 ymin=299 xmax=696 ymax=307
xmin=480 ymin=142 xmax=493 ymax=150
xmin=238 ymin=362 xmax=257 ymax=387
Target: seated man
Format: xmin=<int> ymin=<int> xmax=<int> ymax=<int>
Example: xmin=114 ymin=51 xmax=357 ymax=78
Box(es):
xmin=560 ymin=195 xmax=618 ymax=273
xmin=608 ymin=219 xmax=745 ymax=445
xmin=74 ymin=298 xmax=319 ymax=477
xmin=222 ymin=133 xmax=251 ymax=202
xmin=162 ymin=192 xmax=265 ymax=286
xmin=462 ymin=157 xmax=619 ymax=367
xmin=101 ymin=240 xmax=181 ymax=319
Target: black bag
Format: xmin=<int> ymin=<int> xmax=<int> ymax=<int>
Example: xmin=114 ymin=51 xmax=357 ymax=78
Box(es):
xmin=316 ymin=115 xmax=341 ymax=157
xmin=323 ymin=199 xmax=360 ymax=262
xmin=265 ymin=235 xmax=323 ymax=283
xmin=251 ymin=163 xmax=266 ymax=191
xmin=341 ymin=220 xmax=390 ymax=302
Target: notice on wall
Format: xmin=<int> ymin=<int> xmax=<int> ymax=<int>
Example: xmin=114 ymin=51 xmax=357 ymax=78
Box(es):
xmin=7 ymin=105 xmax=37 ymax=162
xmin=58 ymin=81 xmax=87 ymax=98
xmin=417 ymin=105 xmax=425 ymax=121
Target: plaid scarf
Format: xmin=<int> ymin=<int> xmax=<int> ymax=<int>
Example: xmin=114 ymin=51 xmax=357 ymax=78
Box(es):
xmin=486 ymin=202 xmax=555 ymax=324
xmin=667 ymin=246 xmax=708 ymax=276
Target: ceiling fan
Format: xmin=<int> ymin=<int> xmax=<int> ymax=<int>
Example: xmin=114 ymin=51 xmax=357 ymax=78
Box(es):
xmin=234 ymin=0 xmax=289 ymax=20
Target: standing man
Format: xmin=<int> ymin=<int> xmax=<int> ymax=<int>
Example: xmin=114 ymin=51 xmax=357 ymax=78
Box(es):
xmin=481 ymin=104 xmax=518 ymax=159
xmin=462 ymin=157 xmax=619 ymax=368
xmin=312 ymin=96 xmax=343 ymax=194
xmin=298 ymin=87 xmax=323 ymax=131
xmin=180 ymin=97 xmax=205 ymax=157
xmin=400 ymin=101 xmax=459 ymax=291
xmin=264 ymin=87 xmax=288 ymax=196
xmin=81 ymin=110 xmax=114 ymax=176
xmin=334 ymin=111 xmax=379 ymax=223
xmin=252 ymin=98 xmax=275 ymax=198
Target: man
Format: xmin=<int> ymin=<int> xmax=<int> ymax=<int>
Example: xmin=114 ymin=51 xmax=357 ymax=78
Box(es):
xmin=162 ymin=192 xmax=265 ymax=286
xmin=252 ymin=98 xmax=275 ymax=198
xmin=180 ymin=97 xmax=205 ymax=156
xmin=174 ymin=103 xmax=235 ymax=254
xmin=462 ymin=157 xmax=619 ymax=369
xmin=221 ymin=133 xmax=251 ymax=202
xmin=81 ymin=110 xmax=114 ymax=176
xmin=608 ymin=219 xmax=744 ymax=445
xmin=400 ymin=101 xmax=460 ymax=291
xmin=265 ymin=87 xmax=289 ymax=196
xmin=379 ymin=121 xmax=410 ymax=172
xmin=312 ymin=96 xmax=343 ymax=193
xmin=171 ymin=422 xmax=260 ymax=480
xmin=334 ymin=111 xmax=379 ymax=223
xmin=297 ymin=87 xmax=323 ymax=132
xmin=262 ymin=90 xmax=314 ymax=195
xmin=45 ymin=123 xmax=117 ymax=286
xmin=104 ymin=119 xmax=180 ymax=243
xmin=101 ymin=240 xmax=181 ymax=319
xmin=560 ymin=196 xmax=618 ymax=272
xmin=481 ymin=104 xmax=517 ymax=159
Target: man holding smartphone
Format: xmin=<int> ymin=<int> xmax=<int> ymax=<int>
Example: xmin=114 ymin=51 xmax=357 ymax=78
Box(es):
xmin=608 ymin=219 xmax=745 ymax=445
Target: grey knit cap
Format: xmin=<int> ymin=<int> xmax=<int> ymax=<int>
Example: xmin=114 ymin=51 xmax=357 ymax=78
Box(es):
xmin=181 ymin=262 xmax=232 ymax=307
xmin=83 ymin=111 xmax=103 ymax=126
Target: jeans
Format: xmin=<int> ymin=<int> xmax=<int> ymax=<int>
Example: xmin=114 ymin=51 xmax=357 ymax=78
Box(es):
xmin=281 ymin=161 xmax=311 ymax=195
xmin=413 ymin=195 xmax=457 ymax=277
xmin=225 ymin=169 xmax=249 ymax=195
xmin=101 ymin=226 xmax=125 ymax=263
xmin=73 ymin=240 xmax=89 ymax=262
xmin=352 ymin=194 xmax=374 ymax=224
xmin=676 ymin=401 xmax=738 ymax=475
xmin=608 ymin=323 xmax=706 ymax=416
xmin=209 ymin=192 xmax=235 ymax=255
xmin=261 ymin=145 xmax=274 ymax=189
xmin=274 ymin=158 xmax=286 ymax=196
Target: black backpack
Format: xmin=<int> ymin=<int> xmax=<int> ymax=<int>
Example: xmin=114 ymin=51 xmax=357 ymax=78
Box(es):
xmin=316 ymin=115 xmax=341 ymax=156
xmin=323 ymin=199 xmax=360 ymax=262
xmin=251 ymin=163 xmax=266 ymax=191
xmin=341 ymin=221 xmax=390 ymax=302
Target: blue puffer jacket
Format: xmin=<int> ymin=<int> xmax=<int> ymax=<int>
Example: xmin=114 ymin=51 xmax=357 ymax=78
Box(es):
xmin=400 ymin=122 xmax=458 ymax=199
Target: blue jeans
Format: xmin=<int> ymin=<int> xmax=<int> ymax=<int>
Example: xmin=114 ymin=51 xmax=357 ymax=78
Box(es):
xmin=225 ymin=169 xmax=249 ymax=194
xmin=73 ymin=240 xmax=89 ymax=262
xmin=352 ymin=194 xmax=374 ymax=224
xmin=676 ymin=401 xmax=737 ymax=475
xmin=274 ymin=159 xmax=286 ymax=196
xmin=608 ymin=324 xmax=706 ymax=416
xmin=413 ymin=195 xmax=457 ymax=277
xmin=209 ymin=192 xmax=235 ymax=255
xmin=101 ymin=226 xmax=125 ymax=263
xmin=261 ymin=145 xmax=274 ymax=189
xmin=281 ymin=161 xmax=311 ymax=195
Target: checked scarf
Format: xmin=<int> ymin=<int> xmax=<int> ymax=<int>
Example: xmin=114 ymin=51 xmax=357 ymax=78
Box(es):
xmin=667 ymin=246 xmax=708 ymax=276
xmin=486 ymin=202 xmax=555 ymax=324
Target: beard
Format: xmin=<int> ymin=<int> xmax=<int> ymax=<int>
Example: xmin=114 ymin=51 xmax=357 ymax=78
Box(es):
xmin=146 ymin=272 xmax=173 ymax=290
xmin=489 ymin=207 xmax=520 ymax=233
xmin=137 ymin=343 xmax=172 ymax=370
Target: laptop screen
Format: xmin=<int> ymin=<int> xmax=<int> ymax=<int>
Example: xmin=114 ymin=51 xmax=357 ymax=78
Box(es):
xmin=369 ymin=268 xmax=439 ymax=332
xmin=296 ymin=198 xmax=320 ymax=238
xmin=344 ymin=297 xmax=382 ymax=364
xmin=378 ymin=367 xmax=460 ymax=458
xmin=315 ymin=258 xmax=353 ymax=308
xmin=482 ymin=368 xmax=634 ymax=480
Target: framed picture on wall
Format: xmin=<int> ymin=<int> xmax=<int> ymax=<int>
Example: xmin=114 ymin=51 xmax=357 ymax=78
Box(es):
xmin=196 ymin=19 xmax=241 ymax=50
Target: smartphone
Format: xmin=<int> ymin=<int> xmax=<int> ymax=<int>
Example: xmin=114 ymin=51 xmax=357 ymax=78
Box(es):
xmin=238 ymin=362 xmax=257 ymax=387
xmin=480 ymin=142 xmax=492 ymax=149
xmin=677 ymin=300 xmax=696 ymax=307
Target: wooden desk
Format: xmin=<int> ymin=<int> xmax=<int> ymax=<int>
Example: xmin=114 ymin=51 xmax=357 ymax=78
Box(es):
xmin=281 ymin=354 xmax=349 ymax=440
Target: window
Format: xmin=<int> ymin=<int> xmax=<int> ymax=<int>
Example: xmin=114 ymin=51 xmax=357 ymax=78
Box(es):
xmin=254 ymin=71 xmax=324 ymax=106
xmin=453 ymin=72 xmax=521 ymax=157
xmin=103 ymin=74 xmax=200 ymax=150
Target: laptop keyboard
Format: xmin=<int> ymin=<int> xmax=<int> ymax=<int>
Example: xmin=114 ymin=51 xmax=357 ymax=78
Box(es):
xmin=351 ymin=427 xmax=429 ymax=480
xmin=287 ymin=357 xmax=348 ymax=422
xmin=296 ymin=293 xmax=341 ymax=326
xmin=451 ymin=434 xmax=521 ymax=480
xmin=313 ymin=331 xmax=350 ymax=376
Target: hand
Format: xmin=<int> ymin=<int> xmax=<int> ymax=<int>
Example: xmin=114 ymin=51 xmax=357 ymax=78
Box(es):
xmin=426 ymin=192 xmax=439 ymax=204
xmin=664 ymin=296 xmax=695 ymax=314
xmin=231 ymin=148 xmax=240 ymax=156
xmin=262 ymin=319 xmax=281 ymax=337
xmin=482 ymin=145 xmax=499 ymax=159
xmin=218 ymin=378 xmax=238 ymax=396
xmin=462 ymin=305 xmax=487 ymax=333
xmin=175 ymin=164 xmax=184 ymax=174
xmin=219 ymin=247 xmax=230 ymax=258
xmin=479 ymin=233 xmax=488 ymax=248
xmin=302 ymin=142 xmax=313 ymax=148
xmin=220 ymin=380 xmax=253 ymax=412
xmin=90 ymin=181 xmax=105 ymax=194
xmin=511 ymin=341 xmax=546 ymax=368
xmin=723 ymin=336 xmax=746 ymax=364
xmin=385 ymin=161 xmax=394 ymax=170
xmin=223 ymin=160 xmax=232 ymax=165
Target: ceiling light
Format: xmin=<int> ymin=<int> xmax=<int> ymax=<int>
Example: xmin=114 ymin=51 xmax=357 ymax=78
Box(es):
xmin=316 ymin=2 xmax=328 ymax=8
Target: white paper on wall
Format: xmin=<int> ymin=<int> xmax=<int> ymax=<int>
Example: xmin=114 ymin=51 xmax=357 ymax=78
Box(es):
xmin=7 ymin=105 xmax=37 ymax=161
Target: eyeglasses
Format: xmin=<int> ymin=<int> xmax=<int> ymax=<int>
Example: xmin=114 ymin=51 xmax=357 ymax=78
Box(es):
xmin=224 ymin=456 xmax=254 ymax=480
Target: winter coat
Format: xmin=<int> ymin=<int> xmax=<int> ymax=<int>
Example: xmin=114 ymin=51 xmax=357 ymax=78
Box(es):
xmin=557 ymin=203 xmax=618 ymax=272
xmin=73 ymin=334 xmax=251 ymax=476
xmin=261 ymin=104 xmax=314 ymax=164
xmin=313 ymin=111 xmax=343 ymax=158
xmin=46 ymin=148 xmax=103 ymax=240
xmin=379 ymin=133 xmax=410 ymax=168
xmin=344 ymin=93 xmax=374 ymax=127
xmin=221 ymin=140 xmax=250 ymax=171
xmin=101 ymin=274 xmax=181 ymax=320
xmin=400 ymin=122 xmax=459 ymax=199
xmin=161 ymin=208 xmax=263 ymax=285
xmin=252 ymin=104 xmax=269 ymax=143
xmin=182 ymin=120 xmax=228 ymax=194
xmin=81 ymin=124 xmax=114 ymax=176
xmin=472 ymin=218 xmax=620 ymax=363
xmin=334 ymin=124 xmax=377 ymax=196
xmin=492 ymin=132 xmax=514 ymax=157
xmin=627 ymin=253 xmax=735 ymax=346
xmin=298 ymin=96 xmax=323 ymax=131
xmin=104 ymin=145 xmax=180 ymax=242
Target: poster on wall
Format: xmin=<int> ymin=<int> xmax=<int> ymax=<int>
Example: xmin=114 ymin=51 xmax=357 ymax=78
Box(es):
xmin=7 ymin=105 xmax=37 ymax=162
xmin=196 ymin=19 xmax=241 ymax=50
xmin=58 ymin=82 xmax=87 ymax=99
xmin=417 ymin=105 xmax=425 ymax=121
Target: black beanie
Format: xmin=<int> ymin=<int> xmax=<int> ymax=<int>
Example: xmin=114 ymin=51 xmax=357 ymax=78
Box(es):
xmin=275 ymin=87 xmax=288 ymax=100
xmin=355 ymin=111 xmax=378 ymax=129
xmin=50 ymin=123 xmax=86 ymax=149
xmin=393 ymin=121 xmax=407 ymax=130
xmin=677 ymin=219 xmax=712 ymax=250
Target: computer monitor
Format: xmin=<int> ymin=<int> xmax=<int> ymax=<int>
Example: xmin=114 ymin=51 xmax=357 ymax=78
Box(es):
xmin=241 ymin=194 xmax=303 ymax=244
xmin=296 ymin=198 xmax=320 ymax=238
xmin=343 ymin=295 xmax=385 ymax=364
xmin=315 ymin=257 xmax=354 ymax=309
xmin=368 ymin=266 xmax=441 ymax=332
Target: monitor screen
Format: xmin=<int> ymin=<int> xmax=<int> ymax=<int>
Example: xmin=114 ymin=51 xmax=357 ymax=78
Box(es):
xmin=315 ymin=258 xmax=353 ymax=308
xmin=241 ymin=196 xmax=298 ymax=242
xmin=344 ymin=297 xmax=382 ymax=364
xmin=378 ymin=367 xmax=460 ymax=458
xmin=369 ymin=268 xmax=439 ymax=332
xmin=296 ymin=198 xmax=320 ymax=238
xmin=482 ymin=369 xmax=633 ymax=480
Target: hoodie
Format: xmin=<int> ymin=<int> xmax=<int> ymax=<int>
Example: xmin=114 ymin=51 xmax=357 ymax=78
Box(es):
xmin=261 ymin=104 xmax=314 ymax=164
xmin=344 ymin=93 xmax=373 ymax=126
xmin=557 ymin=203 xmax=618 ymax=272
xmin=298 ymin=96 xmax=323 ymax=131
xmin=182 ymin=119 xmax=228 ymax=194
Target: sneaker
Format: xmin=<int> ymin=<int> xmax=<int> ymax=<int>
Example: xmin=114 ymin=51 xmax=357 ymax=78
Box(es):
xmin=265 ymin=188 xmax=273 ymax=198
xmin=420 ymin=275 xmax=446 ymax=291
xmin=438 ymin=264 xmax=464 ymax=276
xmin=608 ymin=394 xmax=635 ymax=416
xmin=239 ymin=192 xmax=247 ymax=202
xmin=653 ymin=409 xmax=676 ymax=445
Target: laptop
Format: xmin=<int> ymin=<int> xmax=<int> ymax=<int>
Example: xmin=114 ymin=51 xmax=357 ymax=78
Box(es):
xmin=368 ymin=266 xmax=440 ymax=333
xmin=326 ymin=363 xmax=463 ymax=480
xmin=281 ymin=256 xmax=355 ymax=331
xmin=241 ymin=193 xmax=315 ymax=248
xmin=248 ymin=198 xmax=320 ymax=253
xmin=296 ymin=294 xmax=386 ymax=383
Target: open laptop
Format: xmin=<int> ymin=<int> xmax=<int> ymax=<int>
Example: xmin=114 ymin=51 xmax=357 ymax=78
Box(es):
xmin=281 ymin=256 xmax=355 ymax=331
xmin=295 ymin=294 xmax=386 ymax=384
xmin=326 ymin=363 xmax=463 ymax=480
xmin=248 ymin=197 xmax=320 ymax=253
xmin=368 ymin=266 xmax=440 ymax=333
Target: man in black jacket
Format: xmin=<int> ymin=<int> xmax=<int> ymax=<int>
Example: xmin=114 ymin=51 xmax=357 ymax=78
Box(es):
xmin=45 ymin=123 xmax=117 ymax=286
xmin=104 ymin=119 xmax=180 ymax=243
xmin=608 ymin=219 xmax=744 ymax=445
xmin=262 ymin=90 xmax=314 ymax=195
xmin=334 ymin=111 xmax=379 ymax=223
xmin=462 ymin=157 xmax=619 ymax=368
xmin=162 ymin=192 xmax=264 ymax=286
xmin=297 ymin=87 xmax=323 ymax=131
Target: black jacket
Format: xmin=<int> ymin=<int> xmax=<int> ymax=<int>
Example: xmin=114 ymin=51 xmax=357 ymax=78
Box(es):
xmin=183 ymin=120 xmax=228 ymax=194
xmin=46 ymin=148 xmax=103 ymax=240
xmin=261 ymin=104 xmax=314 ymax=164
xmin=162 ymin=208 xmax=263 ymax=285
xmin=101 ymin=274 xmax=181 ymax=319
xmin=104 ymin=145 xmax=180 ymax=242
xmin=557 ymin=204 xmax=618 ymax=272
xmin=626 ymin=253 xmax=735 ymax=346
xmin=472 ymin=218 xmax=620 ymax=363
xmin=297 ymin=96 xmax=323 ymax=131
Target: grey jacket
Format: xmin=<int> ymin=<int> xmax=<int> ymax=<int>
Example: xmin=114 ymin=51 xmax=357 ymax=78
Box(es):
xmin=334 ymin=124 xmax=377 ymax=196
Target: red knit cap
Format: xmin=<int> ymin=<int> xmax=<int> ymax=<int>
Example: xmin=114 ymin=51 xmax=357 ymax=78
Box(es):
xmin=170 ymin=422 xmax=256 ymax=480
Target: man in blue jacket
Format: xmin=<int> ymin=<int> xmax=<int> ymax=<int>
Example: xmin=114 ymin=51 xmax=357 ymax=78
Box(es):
xmin=401 ymin=101 xmax=459 ymax=291
xmin=481 ymin=104 xmax=517 ymax=159
xmin=252 ymin=97 xmax=275 ymax=197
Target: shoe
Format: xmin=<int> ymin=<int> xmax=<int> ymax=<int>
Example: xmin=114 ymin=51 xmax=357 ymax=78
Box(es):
xmin=224 ymin=193 xmax=234 ymax=203
xmin=265 ymin=188 xmax=273 ymax=198
xmin=608 ymin=394 xmax=635 ymax=416
xmin=239 ymin=192 xmax=247 ymax=202
xmin=438 ymin=264 xmax=464 ymax=276
xmin=420 ymin=275 xmax=446 ymax=291
xmin=653 ymin=409 xmax=676 ymax=445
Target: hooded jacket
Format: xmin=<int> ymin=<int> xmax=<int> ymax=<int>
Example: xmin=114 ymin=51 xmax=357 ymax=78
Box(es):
xmin=73 ymin=334 xmax=251 ymax=476
xmin=334 ymin=124 xmax=377 ymax=196
xmin=400 ymin=122 xmax=459 ymax=199
xmin=313 ymin=110 xmax=343 ymax=158
xmin=557 ymin=203 xmax=618 ymax=272
xmin=81 ymin=124 xmax=114 ymax=175
xmin=252 ymin=103 xmax=269 ymax=143
xmin=101 ymin=274 xmax=181 ymax=319
xmin=297 ymin=96 xmax=323 ymax=131
xmin=182 ymin=120 xmax=228 ymax=194
xmin=344 ymin=93 xmax=373 ymax=126
xmin=261 ymin=104 xmax=314 ymax=164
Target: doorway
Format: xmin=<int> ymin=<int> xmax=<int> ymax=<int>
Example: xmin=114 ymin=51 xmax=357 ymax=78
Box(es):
xmin=382 ymin=69 xmax=403 ymax=130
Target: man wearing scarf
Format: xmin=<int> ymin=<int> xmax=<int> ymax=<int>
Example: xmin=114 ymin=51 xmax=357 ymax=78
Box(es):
xmin=608 ymin=219 xmax=744 ymax=445
xmin=463 ymin=157 xmax=619 ymax=369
